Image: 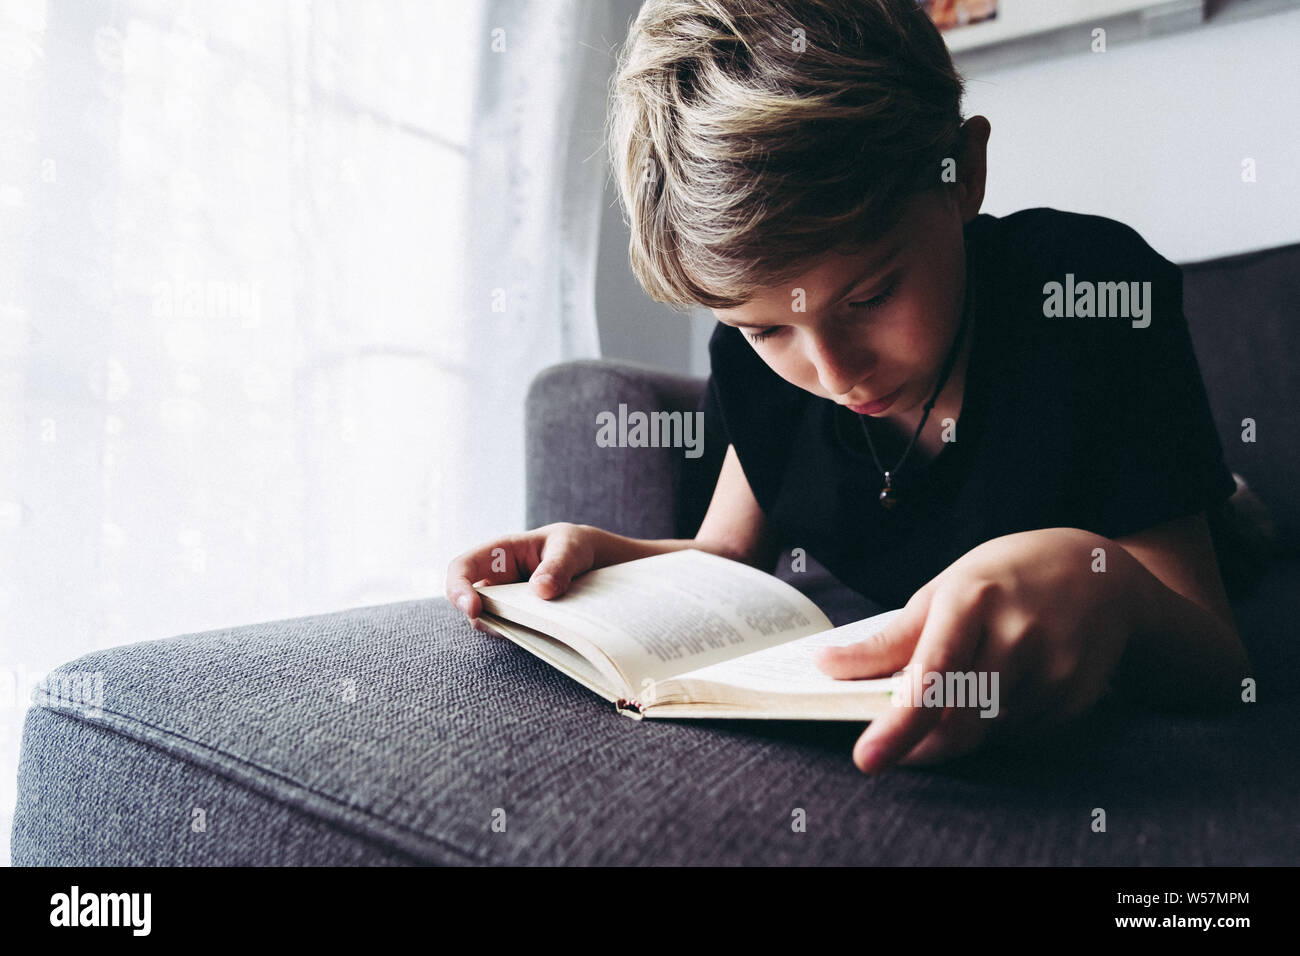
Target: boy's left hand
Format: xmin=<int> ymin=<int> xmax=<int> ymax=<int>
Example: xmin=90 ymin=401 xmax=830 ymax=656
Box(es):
xmin=814 ymin=527 xmax=1141 ymax=773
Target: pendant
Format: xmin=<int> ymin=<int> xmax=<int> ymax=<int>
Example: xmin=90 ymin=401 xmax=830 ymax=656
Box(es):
xmin=879 ymin=471 xmax=900 ymax=509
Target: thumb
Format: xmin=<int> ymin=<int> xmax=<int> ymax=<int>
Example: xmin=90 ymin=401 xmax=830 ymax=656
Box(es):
xmin=815 ymin=586 xmax=934 ymax=680
xmin=529 ymin=531 xmax=589 ymax=599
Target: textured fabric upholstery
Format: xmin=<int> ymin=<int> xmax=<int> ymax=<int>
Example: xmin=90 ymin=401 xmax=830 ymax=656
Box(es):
xmin=525 ymin=359 xmax=725 ymax=541
xmin=1182 ymin=241 xmax=1300 ymax=552
xmin=13 ymin=558 xmax=1300 ymax=865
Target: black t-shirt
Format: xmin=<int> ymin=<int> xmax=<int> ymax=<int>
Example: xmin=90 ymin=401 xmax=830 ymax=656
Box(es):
xmin=703 ymin=207 xmax=1237 ymax=610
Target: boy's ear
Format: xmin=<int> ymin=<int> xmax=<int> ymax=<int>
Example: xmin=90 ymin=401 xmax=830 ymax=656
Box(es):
xmin=953 ymin=115 xmax=991 ymax=222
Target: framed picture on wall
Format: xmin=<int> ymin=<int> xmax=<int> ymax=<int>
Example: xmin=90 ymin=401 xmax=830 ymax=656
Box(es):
xmin=918 ymin=0 xmax=999 ymax=33
xmin=919 ymin=0 xmax=1206 ymax=52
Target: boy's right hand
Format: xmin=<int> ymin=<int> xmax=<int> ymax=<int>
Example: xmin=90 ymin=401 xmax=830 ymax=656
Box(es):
xmin=444 ymin=522 xmax=600 ymax=632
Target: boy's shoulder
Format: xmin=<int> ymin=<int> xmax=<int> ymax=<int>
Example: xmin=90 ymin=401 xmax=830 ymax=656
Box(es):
xmin=973 ymin=206 xmax=1184 ymax=352
xmin=978 ymin=206 xmax=1176 ymax=277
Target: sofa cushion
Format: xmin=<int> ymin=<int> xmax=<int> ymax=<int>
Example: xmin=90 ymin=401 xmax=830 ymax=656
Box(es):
xmin=13 ymin=557 xmax=1300 ymax=866
xmin=1182 ymin=241 xmax=1300 ymax=552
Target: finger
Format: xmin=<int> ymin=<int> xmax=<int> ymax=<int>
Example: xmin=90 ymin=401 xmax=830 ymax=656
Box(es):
xmin=445 ymin=568 xmax=482 ymax=618
xmin=446 ymin=555 xmax=490 ymax=616
xmin=815 ymin=588 xmax=934 ymax=680
xmin=470 ymin=617 xmax=505 ymax=638
xmin=955 ymin=622 xmax=1024 ymax=725
xmin=851 ymin=587 xmax=986 ymax=774
xmin=991 ymin=693 xmax=1058 ymax=744
xmin=1031 ymin=638 xmax=1108 ymax=735
xmin=529 ymin=531 xmax=589 ymax=599
xmin=994 ymin=622 xmax=1105 ymax=742
xmin=1058 ymin=619 xmax=1122 ymax=723
xmin=445 ymin=542 xmax=522 ymax=616
xmin=898 ymin=705 xmax=990 ymax=766
xmin=895 ymin=632 xmax=1016 ymax=766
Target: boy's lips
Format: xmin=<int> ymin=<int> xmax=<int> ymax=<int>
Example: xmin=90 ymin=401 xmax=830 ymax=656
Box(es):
xmin=845 ymin=384 xmax=903 ymax=415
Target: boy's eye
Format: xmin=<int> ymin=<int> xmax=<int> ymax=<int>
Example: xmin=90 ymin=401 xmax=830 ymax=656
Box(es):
xmin=741 ymin=277 xmax=898 ymax=343
xmin=849 ymin=279 xmax=898 ymax=311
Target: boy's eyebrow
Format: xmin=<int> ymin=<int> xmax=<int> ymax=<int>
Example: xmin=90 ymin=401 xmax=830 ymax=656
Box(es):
xmin=722 ymin=242 xmax=902 ymax=328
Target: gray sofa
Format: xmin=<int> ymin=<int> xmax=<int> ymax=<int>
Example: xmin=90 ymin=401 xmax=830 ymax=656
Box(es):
xmin=12 ymin=241 xmax=1300 ymax=866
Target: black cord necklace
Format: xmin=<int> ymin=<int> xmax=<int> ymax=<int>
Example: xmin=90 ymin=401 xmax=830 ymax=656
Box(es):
xmin=859 ymin=266 xmax=974 ymax=509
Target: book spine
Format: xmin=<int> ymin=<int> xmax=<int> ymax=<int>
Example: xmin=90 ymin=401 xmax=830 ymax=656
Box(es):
xmin=614 ymin=698 xmax=644 ymax=720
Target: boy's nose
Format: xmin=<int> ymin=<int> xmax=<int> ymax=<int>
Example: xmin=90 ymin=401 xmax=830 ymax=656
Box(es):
xmin=808 ymin=334 xmax=870 ymax=398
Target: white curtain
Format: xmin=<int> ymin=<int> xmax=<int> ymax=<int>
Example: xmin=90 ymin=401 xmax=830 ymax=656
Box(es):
xmin=0 ymin=0 xmax=612 ymax=858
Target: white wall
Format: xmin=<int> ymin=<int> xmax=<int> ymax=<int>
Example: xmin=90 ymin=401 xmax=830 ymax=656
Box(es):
xmin=963 ymin=5 xmax=1300 ymax=265
xmin=596 ymin=0 xmax=699 ymax=374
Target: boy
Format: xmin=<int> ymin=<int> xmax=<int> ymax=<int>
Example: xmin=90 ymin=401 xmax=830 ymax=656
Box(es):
xmin=447 ymin=0 xmax=1256 ymax=774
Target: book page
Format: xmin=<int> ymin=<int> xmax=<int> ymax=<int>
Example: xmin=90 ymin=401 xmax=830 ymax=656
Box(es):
xmin=668 ymin=609 xmax=904 ymax=696
xmin=476 ymin=549 xmax=832 ymax=691
xmin=477 ymin=613 xmax=621 ymax=702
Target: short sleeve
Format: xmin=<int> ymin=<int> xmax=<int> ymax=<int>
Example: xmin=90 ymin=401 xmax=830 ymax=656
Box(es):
xmin=1062 ymin=254 xmax=1236 ymax=540
xmin=700 ymin=360 xmax=731 ymax=452
xmin=700 ymin=321 xmax=810 ymax=513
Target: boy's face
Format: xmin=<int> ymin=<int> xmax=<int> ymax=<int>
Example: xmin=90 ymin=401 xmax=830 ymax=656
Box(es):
xmin=712 ymin=180 xmax=980 ymax=425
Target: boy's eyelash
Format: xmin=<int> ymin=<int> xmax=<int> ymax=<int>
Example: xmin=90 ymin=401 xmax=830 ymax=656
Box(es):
xmin=744 ymin=280 xmax=898 ymax=344
xmin=850 ymin=279 xmax=898 ymax=310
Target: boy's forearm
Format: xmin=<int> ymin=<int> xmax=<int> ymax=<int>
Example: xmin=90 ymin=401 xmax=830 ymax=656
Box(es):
xmin=1112 ymin=557 xmax=1252 ymax=711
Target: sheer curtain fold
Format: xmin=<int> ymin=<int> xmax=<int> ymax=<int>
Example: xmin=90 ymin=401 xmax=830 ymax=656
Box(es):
xmin=0 ymin=0 xmax=609 ymax=859
xmin=463 ymin=0 xmax=612 ymax=504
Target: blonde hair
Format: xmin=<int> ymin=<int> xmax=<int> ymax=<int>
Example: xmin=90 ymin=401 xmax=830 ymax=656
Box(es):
xmin=607 ymin=0 xmax=966 ymax=310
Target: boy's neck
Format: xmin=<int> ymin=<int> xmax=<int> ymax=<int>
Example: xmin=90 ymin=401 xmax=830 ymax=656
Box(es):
xmin=874 ymin=306 xmax=976 ymax=464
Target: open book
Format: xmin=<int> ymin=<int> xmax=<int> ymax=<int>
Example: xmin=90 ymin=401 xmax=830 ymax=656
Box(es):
xmin=474 ymin=549 xmax=902 ymax=721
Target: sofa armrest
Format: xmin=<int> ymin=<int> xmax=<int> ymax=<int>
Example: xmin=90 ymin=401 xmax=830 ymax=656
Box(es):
xmin=525 ymin=359 xmax=722 ymax=540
